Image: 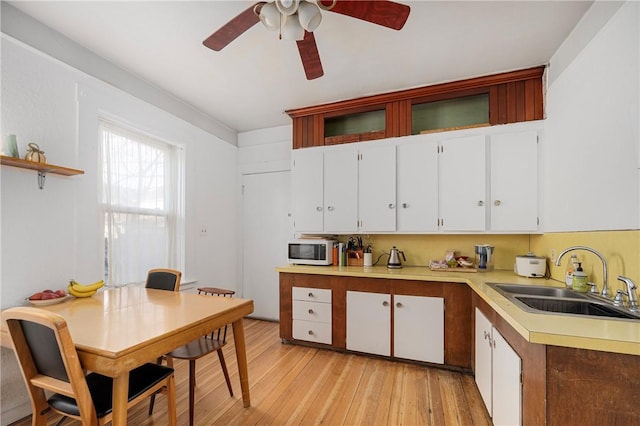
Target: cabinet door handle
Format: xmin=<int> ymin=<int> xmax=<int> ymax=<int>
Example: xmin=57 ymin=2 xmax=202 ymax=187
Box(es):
xmin=316 ymin=206 xmax=323 ymax=212
xmin=477 ymin=200 xmax=484 ymax=207
xmin=308 ymin=330 xmax=314 ymax=335
xmin=494 ymin=200 xmax=502 ymax=206
xmin=308 ymin=309 xmax=314 ymax=314
xmin=327 ymin=206 xmax=334 ymax=211
xmin=484 ymin=331 xmax=490 ymax=340
xmin=388 ymin=203 xmax=395 ymax=209
xmin=396 ymin=302 xmax=403 ymax=308
xmin=382 ymin=301 xmax=389 ymax=307
xmin=402 ymin=203 xmax=408 ymax=209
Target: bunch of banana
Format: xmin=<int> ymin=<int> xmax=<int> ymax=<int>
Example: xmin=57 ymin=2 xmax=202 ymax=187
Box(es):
xmin=68 ymin=279 xmax=104 ymax=298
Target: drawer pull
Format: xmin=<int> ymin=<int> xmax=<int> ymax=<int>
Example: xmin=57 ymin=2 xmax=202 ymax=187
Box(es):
xmin=308 ymin=309 xmax=314 ymax=314
xmin=308 ymin=330 xmax=314 ymax=335
xmin=308 ymin=292 xmax=314 ymax=298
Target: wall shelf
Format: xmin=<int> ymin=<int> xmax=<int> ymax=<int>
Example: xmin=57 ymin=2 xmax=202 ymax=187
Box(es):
xmin=0 ymin=155 xmax=84 ymax=189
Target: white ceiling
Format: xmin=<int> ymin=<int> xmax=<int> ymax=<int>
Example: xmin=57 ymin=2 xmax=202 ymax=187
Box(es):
xmin=8 ymin=1 xmax=592 ymax=134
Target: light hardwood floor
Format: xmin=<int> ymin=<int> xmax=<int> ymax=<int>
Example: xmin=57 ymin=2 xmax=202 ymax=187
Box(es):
xmin=10 ymin=319 xmax=491 ymax=426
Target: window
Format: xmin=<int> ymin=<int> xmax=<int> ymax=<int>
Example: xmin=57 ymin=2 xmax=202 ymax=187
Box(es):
xmin=99 ymin=120 xmax=184 ymax=287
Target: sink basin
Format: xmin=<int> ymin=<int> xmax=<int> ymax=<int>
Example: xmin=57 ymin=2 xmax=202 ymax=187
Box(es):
xmin=491 ymin=283 xmax=587 ymax=299
xmin=515 ymin=296 xmax=640 ymax=320
xmin=487 ymin=282 xmax=639 ymax=321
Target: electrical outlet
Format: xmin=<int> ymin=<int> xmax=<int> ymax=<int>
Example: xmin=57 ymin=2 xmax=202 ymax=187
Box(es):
xmin=200 ymin=227 xmax=208 ymax=236
xmin=550 ymin=249 xmax=556 ymax=262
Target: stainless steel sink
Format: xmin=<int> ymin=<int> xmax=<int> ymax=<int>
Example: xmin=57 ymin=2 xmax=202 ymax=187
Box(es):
xmin=487 ymin=282 xmax=640 ymax=321
xmin=492 ymin=283 xmax=587 ymax=299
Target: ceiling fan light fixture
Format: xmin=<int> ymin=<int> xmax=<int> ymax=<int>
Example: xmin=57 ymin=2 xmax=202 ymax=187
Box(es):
xmin=298 ymin=1 xmax=322 ymax=32
xmin=281 ymin=13 xmax=305 ymax=41
xmin=258 ymin=2 xmax=281 ymax=31
xmin=276 ymin=0 xmax=300 ymax=16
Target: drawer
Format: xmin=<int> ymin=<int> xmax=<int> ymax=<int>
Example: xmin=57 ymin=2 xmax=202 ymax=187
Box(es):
xmin=293 ymin=300 xmax=332 ymax=323
xmin=293 ymin=320 xmax=332 ymax=345
xmin=292 ymin=287 xmax=331 ymax=303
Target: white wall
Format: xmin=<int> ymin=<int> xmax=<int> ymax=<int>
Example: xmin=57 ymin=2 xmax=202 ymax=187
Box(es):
xmin=0 ymin=36 xmax=240 ymax=424
xmin=544 ymin=1 xmax=639 ymax=231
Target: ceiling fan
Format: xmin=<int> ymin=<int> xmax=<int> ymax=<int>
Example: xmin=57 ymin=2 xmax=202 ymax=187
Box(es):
xmin=202 ymin=0 xmax=411 ymax=80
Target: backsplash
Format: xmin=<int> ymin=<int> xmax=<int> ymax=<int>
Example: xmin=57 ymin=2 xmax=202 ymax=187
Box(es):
xmin=334 ymin=230 xmax=639 ymax=295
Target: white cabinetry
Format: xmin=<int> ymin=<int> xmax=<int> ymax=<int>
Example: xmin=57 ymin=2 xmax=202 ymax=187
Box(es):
xmin=394 ymin=294 xmax=444 ymax=364
xmin=439 ymin=135 xmax=487 ymax=231
xmin=323 ymin=148 xmax=359 ymax=233
xmin=489 ymin=131 xmax=538 ymax=231
xmin=292 ymin=287 xmax=332 ymax=345
xmin=397 ymin=141 xmax=439 ymax=231
xmin=358 ymin=145 xmax=397 ymax=231
xmin=291 ymin=148 xmax=324 ymax=232
xmin=475 ymin=308 xmax=521 ymax=426
xmin=347 ymin=291 xmax=444 ymax=363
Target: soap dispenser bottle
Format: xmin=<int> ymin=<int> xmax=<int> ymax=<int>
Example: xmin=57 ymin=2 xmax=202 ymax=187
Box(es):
xmin=572 ymin=262 xmax=588 ymax=293
xmin=565 ymin=254 xmax=579 ymax=288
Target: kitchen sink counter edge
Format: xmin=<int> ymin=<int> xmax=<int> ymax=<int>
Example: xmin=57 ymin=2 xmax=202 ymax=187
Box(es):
xmin=276 ymin=265 xmax=639 ymax=356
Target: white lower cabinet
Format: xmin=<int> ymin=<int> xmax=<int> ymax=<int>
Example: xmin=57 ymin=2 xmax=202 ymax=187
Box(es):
xmin=292 ymin=287 xmax=332 ymax=345
xmin=347 ymin=291 xmax=444 ymax=363
xmin=475 ymin=308 xmax=522 ymax=426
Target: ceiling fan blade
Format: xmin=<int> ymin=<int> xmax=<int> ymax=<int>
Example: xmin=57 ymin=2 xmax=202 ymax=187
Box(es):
xmin=297 ymin=31 xmax=324 ymax=80
xmin=321 ymin=0 xmax=410 ymax=30
xmin=203 ymin=3 xmax=261 ymax=51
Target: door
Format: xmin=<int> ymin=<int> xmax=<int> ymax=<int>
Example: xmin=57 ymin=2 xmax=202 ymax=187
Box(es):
xmin=397 ymin=140 xmax=439 ymax=231
xmin=324 ymin=148 xmax=358 ymax=233
xmin=492 ymin=328 xmax=522 ymax=426
xmin=358 ymin=144 xmax=396 ymax=231
xmin=439 ymin=135 xmax=486 ymax=231
xmin=490 ymin=131 xmax=538 ymax=231
xmin=394 ymin=295 xmax=444 ymax=363
xmin=242 ymin=171 xmax=292 ymax=320
xmin=291 ymin=149 xmax=323 ymax=232
xmin=475 ymin=308 xmax=493 ymax=415
xmin=346 ymin=291 xmax=391 ymax=356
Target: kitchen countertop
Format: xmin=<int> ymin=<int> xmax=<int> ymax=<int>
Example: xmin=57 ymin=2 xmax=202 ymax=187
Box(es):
xmin=276 ymin=265 xmax=639 ymax=356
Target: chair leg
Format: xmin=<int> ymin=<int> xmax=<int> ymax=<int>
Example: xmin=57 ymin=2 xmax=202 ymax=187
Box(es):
xmin=148 ymin=356 xmax=165 ymax=416
xmin=189 ymin=359 xmax=196 ymax=426
xmin=217 ymin=348 xmax=234 ymax=397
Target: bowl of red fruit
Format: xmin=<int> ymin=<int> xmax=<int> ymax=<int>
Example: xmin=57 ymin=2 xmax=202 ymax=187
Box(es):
xmin=26 ymin=289 xmax=69 ymax=306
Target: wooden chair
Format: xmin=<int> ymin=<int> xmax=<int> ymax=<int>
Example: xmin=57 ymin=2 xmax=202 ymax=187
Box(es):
xmin=144 ymin=268 xmax=182 ymax=291
xmin=2 ymin=306 xmax=177 ymax=426
xmin=150 ymin=287 xmax=235 ymax=426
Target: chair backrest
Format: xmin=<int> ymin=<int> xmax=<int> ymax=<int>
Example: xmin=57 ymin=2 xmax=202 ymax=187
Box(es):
xmin=197 ymin=287 xmax=235 ymax=344
xmin=145 ymin=268 xmax=182 ymax=292
xmin=2 ymin=307 xmax=98 ymax=423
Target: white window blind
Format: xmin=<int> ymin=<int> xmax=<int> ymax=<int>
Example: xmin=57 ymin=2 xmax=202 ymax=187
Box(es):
xmin=99 ymin=120 xmax=184 ymax=287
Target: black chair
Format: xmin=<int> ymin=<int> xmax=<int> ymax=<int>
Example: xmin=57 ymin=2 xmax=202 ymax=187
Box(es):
xmin=150 ymin=286 xmax=235 ymax=426
xmin=2 ymin=306 xmax=177 ymax=425
xmin=144 ymin=268 xmax=182 ymax=291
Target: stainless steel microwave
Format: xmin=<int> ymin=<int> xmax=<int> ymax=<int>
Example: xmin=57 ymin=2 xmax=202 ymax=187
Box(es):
xmin=287 ymin=239 xmax=336 ymax=265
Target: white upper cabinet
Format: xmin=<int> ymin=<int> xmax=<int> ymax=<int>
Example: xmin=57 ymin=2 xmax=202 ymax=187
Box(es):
xmin=490 ymin=131 xmax=539 ymax=231
xmin=291 ymin=148 xmax=324 ymax=232
xmin=324 ymin=148 xmax=358 ymax=233
xmin=439 ymin=135 xmax=487 ymax=231
xmin=397 ymin=141 xmax=439 ymax=232
xmin=358 ymin=145 xmax=397 ymax=232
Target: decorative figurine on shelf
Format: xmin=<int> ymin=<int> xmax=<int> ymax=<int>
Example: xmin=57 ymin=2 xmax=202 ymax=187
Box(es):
xmin=25 ymin=143 xmax=46 ymax=163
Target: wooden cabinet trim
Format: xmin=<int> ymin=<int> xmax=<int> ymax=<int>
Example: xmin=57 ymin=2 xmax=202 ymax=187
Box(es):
xmin=286 ymin=66 xmax=544 ymax=118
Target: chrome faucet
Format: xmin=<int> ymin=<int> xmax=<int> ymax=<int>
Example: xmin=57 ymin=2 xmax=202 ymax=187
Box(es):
xmin=554 ymin=246 xmax=610 ymax=298
xmin=616 ymin=276 xmax=638 ymax=311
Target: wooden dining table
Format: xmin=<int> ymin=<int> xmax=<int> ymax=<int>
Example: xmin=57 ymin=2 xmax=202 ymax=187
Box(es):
xmin=1 ymin=286 xmax=254 ymax=425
